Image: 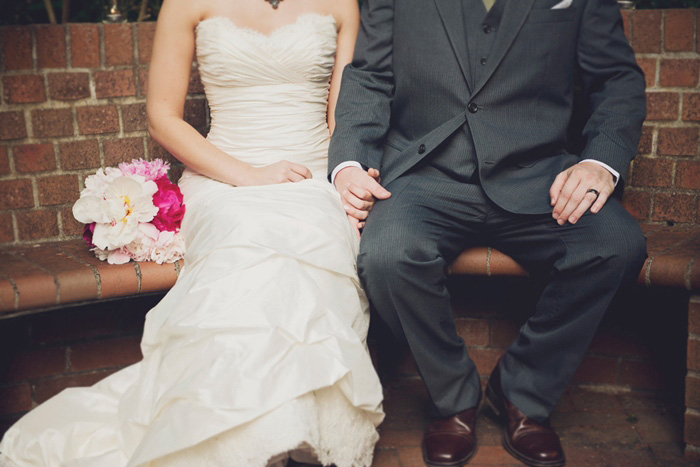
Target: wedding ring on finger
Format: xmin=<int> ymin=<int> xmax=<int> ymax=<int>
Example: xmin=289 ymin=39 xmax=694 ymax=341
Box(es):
xmin=586 ymin=188 xmax=600 ymax=199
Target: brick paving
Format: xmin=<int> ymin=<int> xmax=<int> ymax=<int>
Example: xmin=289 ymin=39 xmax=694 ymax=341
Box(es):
xmin=372 ymin=378 xmax=698 ymax=466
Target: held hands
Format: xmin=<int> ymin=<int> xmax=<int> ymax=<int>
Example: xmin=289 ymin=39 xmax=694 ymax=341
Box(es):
xmin=240 ymin=161 xmax=312 ymax=186
xmin=550 ymin=161 xmax=615 ymax=225
xmin=334 ymin=167 xmax=392 ymax=237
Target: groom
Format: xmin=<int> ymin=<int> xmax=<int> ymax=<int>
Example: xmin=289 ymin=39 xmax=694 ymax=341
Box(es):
xmin=329 ymin=0 xmax=647 ymax=465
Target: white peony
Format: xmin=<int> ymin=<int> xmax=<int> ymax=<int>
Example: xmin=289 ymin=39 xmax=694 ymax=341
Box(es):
xmin=81 ymin=167 xmax=123 ymax=197
xmin=73 ymin=175 xmax=158 ymax=251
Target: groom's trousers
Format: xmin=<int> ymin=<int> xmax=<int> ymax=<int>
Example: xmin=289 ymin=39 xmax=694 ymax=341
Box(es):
xmin=358 ymin=167 xmax=647 ymax=422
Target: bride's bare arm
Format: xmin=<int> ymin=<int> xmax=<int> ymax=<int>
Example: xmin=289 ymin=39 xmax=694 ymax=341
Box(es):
xmin=327 ymin=0 xmax=360 ymax=135
xmin=147 ymin=0 xmax=311 ymax=185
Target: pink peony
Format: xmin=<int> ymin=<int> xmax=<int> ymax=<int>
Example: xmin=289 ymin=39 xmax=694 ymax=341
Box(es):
xmin=151 ymin=176 xmax=186 ymax=232
xmin=119 ymin=158 xmax=170 ymax=181
xmin=82 ymin=223 xmax=96 ymax=248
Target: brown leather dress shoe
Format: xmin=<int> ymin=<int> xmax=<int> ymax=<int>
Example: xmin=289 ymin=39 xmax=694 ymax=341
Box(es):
xmin=485 ymin=364 xmax=566 ymax=467
xmin=422 ymin=407 xmax=478 ymax=467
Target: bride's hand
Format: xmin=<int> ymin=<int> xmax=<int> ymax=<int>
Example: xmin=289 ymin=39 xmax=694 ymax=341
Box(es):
xmin=240 ymin=161 xmax=313 ymax=186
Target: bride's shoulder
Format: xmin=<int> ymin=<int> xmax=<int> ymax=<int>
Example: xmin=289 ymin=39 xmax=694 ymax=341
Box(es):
xmin=329 ymin=0 xmax=360 ymax=32
xmin=159 ymin=0 xmax=215 ymax=27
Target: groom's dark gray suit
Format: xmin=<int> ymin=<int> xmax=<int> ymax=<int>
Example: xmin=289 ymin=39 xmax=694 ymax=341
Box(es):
xmin=328 ymin=0 xmax=647 ymax=422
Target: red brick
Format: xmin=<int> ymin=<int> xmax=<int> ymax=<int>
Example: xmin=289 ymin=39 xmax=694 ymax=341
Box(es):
xmin=122 ymin=103 xmax=147 ymax=132
xmin=469 ymin=347 xmax=502 ymax=376
xmin=657 ymin=127 xmax=699 ymax=156
xmin=455 ymin=318 xmax=489 ymax=347
xmin=184 ymin=99 xmax=207 ymax=128
xmin=372 ymin=449 xmax=400 ymax=466
xmin=0 ymin=179 xmax=33 ymax=209
xmin=15 ymin=210 xmax=59 ymax=240
xmin=147 ymin=137 xmax=176 ymax=165
xmin=103 ymin=137 xmax=145 ymax=166
xmin=188 ymin=67 xmax=205 ymax=94
xmin=630 ymin=157 xmax=673 ymax=187
xmin=636 ymin=58 xmax=657 ymax=88
xmin=632 ymin=10 xmax=661 ymax=54
xmin=2 ymin=27 xmax=32 ymax=70
xmin=48 ymin=72 xmax=90 ymax=101
xmin=690 ymin=338 xmax=700 ymax=371
xmin=0 ymin=212 xmax=14 ymax=243
xmin=638 ymin=125 xmax=653 ymax=155
xmin=2 ymin=75 xmax=45 ymax=104
xmin=621 ymin=10 xmax=631 ymax=40
xmin=137 ymin=22 xmax=156 ymax=64
xmin=490 ymin=319 xmax=519 ymax=348
xmin=60 ymin=206 xmax=83 ymax=236
xmin=572 ymin=355 xmax=618 ymax=384
xmin=691 ymin=298 xmax=700 ymax=335
xmin=682 ymin=94 xmax=700 ymax=122
xmin=94 ymin=70 xmax=136 ymax=98
xmin=645 ymin=92 xmax=679 ymax=121
xmin=619 ymin=360 xmax=663 ymax=390
xmin=664 ymin=10 xmax=694 ymax=52
xmin=622 ymin=190 xmax=651 ymax=221
xmin=70 ymin=336 xmax=142 ymax=371
xmin=33 ymin=370 xmax=115 ymax=404
xmin=652 ymin=193 xmax=696 ymax=223
xmin=138 ymin=67 xmax=149 ymax=96
xmin=0 ymin=384 xmax=32 ymax=415
xmin=0 ymin=112 xmax=27 ymax=140
xmin=676 ymin=161 xmax=700 ymax=189
xmin=35 ymin=25 xmax=66 ymax=68
xmin=31 ymin=108 xmax=73 ymax=138
xmin=76 ymin=106 xmax=119 ymax=135
xmin=659 ymin=59 xmax=700 ymax=87
xmin=0 ymin=146 xmax=9 ymax=175
xmin=686 ymin=411 xmax=700 ymax=446
xmin=14 ymin=143 xmax=55 ymax=173
xmin=59 ymin=139 xmax=100 ymax=170
xmin=687 ymin=446 xmax=700 ymax=462
xmin=104 ymin=23 xmax=133 ymax=66
xmin=687 ymin=375 xmax=700 ymax=410
xmin=5 ymin=347 xmax=66 ymax=381
xmin=38 ymin=174 xmax=79 ymax=206
xmin=70 ymin=24 xmax=100 ymax=68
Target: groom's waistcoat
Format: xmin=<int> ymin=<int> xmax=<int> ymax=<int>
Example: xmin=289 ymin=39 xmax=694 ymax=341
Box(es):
xmin=329 ymin=0 xmax=646 ymax=215
xmin=427 ymin=0 xmax=507 ymax=183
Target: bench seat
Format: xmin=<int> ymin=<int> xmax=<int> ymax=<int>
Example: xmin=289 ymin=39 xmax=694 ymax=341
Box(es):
xmin=2 ymin=223 xmax=699 ymax=319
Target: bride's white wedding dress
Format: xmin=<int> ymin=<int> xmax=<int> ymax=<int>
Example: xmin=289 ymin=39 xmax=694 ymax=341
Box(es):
xmin=0 ymin=14 xmax=384 ymax=467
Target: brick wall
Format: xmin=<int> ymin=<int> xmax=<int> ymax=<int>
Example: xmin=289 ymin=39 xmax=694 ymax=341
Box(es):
xmin=0 ymin=12 xmax=699 ymax=244
xmin=621 ymin=10 xmax=700 ymax=224
xmin=688 ymin=296 xmax=700 ymax=460
xmin=0 ymin=22 xmax=207 ymax=245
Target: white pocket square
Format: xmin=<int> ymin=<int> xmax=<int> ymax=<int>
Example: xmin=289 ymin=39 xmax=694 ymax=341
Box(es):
xmin=551 ymin=0 xmax=572 ymax=9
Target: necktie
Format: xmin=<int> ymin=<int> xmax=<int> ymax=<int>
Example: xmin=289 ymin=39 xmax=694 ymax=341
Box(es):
xmin=483 ymin=0 xmax=495 ymax=11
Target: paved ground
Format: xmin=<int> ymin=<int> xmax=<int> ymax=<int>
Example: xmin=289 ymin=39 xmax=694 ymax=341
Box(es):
xmin=371 ymin=378 xmax=697 ymax=466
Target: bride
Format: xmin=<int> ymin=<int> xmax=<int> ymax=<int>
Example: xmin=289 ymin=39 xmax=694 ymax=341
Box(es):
xmin=0 ymin=0 xmax=385 ymax=465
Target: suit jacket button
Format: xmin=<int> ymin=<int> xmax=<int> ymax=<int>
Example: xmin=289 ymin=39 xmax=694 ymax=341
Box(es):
xmin=418 ymin=144 xmax=426 ymax=154
xmin=483 ymin=25 xmax=493 ymax=34
xmin=468 ymin=103 xmax=478 ymax=113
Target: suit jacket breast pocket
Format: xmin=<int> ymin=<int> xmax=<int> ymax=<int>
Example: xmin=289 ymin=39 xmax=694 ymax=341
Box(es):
xmin=526 ymin=7 xmax=576 ymax=23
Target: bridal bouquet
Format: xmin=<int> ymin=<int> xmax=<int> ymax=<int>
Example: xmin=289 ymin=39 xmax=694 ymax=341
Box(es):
xmin=72 ymin=158 xmax=186 ymax=265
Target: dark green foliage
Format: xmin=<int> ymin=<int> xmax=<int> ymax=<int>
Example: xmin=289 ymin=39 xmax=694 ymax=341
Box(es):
xmin=0 ymin=0 xmax=162 ymax=25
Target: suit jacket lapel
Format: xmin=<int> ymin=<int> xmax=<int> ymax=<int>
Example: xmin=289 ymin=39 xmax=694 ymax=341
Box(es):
xmin=434 ymin=0 xmax=472 ymax=93
xmin=471 ymin=0 xmax=537 ymax=96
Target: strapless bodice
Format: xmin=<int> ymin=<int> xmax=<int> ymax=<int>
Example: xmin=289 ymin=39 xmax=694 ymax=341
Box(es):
xmin=194 ymin=14 xmax=338 ymax=179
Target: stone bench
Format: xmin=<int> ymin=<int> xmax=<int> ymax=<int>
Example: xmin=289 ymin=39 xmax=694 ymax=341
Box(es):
xmin=1 ymin=222 xmax=699 ymax=459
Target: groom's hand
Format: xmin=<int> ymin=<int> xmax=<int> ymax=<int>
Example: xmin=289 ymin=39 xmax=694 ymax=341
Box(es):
xmin=550 ymin=161 xmax=615 ymax=225
xmin=334 ymin=166 xmax=391 ymax=236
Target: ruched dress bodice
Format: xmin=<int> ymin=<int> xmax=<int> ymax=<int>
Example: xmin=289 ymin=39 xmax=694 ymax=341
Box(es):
xmin=193 ymin=14 xmax=337 ymax=179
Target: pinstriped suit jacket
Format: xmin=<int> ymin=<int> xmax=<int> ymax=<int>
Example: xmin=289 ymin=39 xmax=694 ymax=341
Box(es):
xmin=328 ymin=0 xmax=646 ymax=215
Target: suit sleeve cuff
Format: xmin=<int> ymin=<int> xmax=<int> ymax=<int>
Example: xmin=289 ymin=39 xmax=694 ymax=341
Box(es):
xmin=331 ymin=161 xmax=365 ymax=185
xmin=580 ymin=159 xmax=619 ymax=187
